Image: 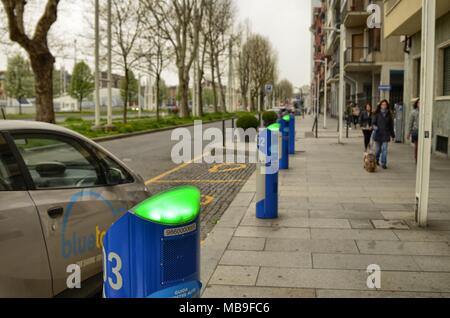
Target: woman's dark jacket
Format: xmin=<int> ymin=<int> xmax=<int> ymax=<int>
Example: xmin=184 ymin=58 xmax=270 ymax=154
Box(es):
xmin=359 ymin=111 xmax=372 ymax=129
xmin=372 ymin=111 xmax=395 ymax=143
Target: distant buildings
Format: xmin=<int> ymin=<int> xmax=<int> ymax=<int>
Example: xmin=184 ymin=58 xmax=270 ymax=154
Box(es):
xmin=312 ymin=0 xmax=404 ymax=119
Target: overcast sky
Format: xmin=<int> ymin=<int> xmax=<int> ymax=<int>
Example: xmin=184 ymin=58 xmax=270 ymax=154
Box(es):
xmin=1 ymin=0 xmax=312 ymax=87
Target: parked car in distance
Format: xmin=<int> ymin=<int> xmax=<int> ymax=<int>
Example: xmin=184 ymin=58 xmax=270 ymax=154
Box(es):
xmin=0 ymin=121 xmax=151 ymax=298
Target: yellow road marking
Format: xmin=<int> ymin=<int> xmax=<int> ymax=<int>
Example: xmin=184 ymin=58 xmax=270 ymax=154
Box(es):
xmin=201 ymin=195 xmax=214 ymax=207
xmin=208 ymin=163 xmax=247 ymax=173
xmin=145 ymin=154 xmax=204 ymax=185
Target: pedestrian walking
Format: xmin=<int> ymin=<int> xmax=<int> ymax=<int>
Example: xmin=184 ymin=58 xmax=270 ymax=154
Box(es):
xmin=372 ymin=99 xmax=396 ymax=169
xmin=352 ymin=104 xmax=361 ymax=128
xmin=346 ymin=103 xmax=353 ymax=130
xmin=408 ymin=99 xmax=420 ymax=164
xmin=359 ymin=103 xmax=373 ymax=151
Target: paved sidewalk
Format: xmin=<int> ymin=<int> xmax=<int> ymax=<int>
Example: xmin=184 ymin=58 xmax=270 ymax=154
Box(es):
xmin=200 ymin=115 xmax=450 ymax=298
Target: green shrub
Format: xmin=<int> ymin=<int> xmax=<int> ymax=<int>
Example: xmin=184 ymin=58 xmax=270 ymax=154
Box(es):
xmin=236 ymin=114 xmax=259 ymax=131
xmin=262 ymin=111 xmax=278 ymax=127
xmin=64 ymin=116 xmax=84 ymax=123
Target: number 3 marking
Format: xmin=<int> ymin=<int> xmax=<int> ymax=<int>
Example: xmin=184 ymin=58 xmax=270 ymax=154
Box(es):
xmin=103 ymin=249 xmax=123 ymax=291
xmin=108 ymin=252 xmax=123 ymax=290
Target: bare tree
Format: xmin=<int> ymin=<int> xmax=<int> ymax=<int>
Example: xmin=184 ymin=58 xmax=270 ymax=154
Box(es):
xmin=277 ymin=79 xmax=294 ymax=104
xmin=1 ymin=0 xmax=60 ymax=123
xmin=144 ymin=0 xmax=204 ymax=118
xmin=103 ymin=0 xmax=143 ymax=124
xmin=138 ymin=14 xmax=173 ymax=121
xmin=196 ymin=21 xmax=209 ymax=117
xmin=204 ymin=0 xmax=234 ymax=113
xmin=245 ymin=34 xmax=277 ymax=112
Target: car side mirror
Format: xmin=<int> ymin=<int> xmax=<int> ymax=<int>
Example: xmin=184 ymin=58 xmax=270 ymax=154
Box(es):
xmin=36 ymin=162 xmax=66 ymax=178
xmin=107 ymin=168 xmax=124 ymax=185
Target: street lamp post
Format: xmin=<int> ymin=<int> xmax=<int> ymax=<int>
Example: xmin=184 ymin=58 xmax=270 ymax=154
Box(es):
xmin=315 ymin=58 xmax=328 ymax=130
xmin=106 ymin=0 xmax=113 ymax=129
xmin=93 ymin=0 xmax=101 ymax=129
xmin=312 ymin=25 xmax=344 ymax=143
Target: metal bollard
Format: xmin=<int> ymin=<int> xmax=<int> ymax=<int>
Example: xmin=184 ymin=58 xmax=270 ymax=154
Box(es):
xmin=289 ymin=114 xmax=296 ymax=155
xmin=102 ymin=186 xmax=202 ymax=298
xmin=256 ymin=125 xmax=279 ymax=219
xmin=279 ymin=116 xmax=290 ymax=170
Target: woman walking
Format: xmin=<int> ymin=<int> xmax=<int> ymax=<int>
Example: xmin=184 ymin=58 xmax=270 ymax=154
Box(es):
xmin=359 ymin=103 xmax=373 ymax=151
xmin=408 ymin=99 xmax=420 ymax=164
xmin=372 ymin=100 xmax=396 ymax=169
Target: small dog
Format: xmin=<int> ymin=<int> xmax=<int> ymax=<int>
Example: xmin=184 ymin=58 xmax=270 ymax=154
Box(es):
xmin=364 ymin=151 xmax=377 ymax=173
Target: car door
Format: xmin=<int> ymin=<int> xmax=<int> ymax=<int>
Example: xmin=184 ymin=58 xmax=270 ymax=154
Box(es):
xmin=0 ymin=132 xmax=52 ymax=297
xmin=10 ymin=131 xmax=139 ymax=296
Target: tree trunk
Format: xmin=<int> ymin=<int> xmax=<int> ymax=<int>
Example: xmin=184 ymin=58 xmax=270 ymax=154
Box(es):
xmin=156 ymin=74 xmax=161 ymax=121
xmin=79 ymin=98 xmax=83 ymax=113
xmin=178 ymin=70 xmax=190 ymax=118
xmin=215 ymin=53 xmax=226 ymax=113
xmin=197 ymin=67 xmax=204 ymax=118
xmin=210 ymin=63 xmax=218 ymax=113
xmin=123 ymin=68 xmax=129 ymax=124
xmin=29 ymin=52 xmax=56 ymax=123
xmin=241 ymin=93 xmax=248 ymax=112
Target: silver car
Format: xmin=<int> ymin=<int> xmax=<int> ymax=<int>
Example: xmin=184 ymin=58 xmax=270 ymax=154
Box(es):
xmin=0 ymin=121 xmax=151 ymax=297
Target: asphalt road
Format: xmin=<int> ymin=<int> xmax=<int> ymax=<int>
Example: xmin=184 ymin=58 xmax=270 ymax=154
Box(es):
xmin=98 ymin=120 xmax=235 ymax=181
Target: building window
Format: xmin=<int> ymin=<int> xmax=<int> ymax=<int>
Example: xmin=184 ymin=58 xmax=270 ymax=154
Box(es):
xmin=443 ymin=47 xmax=450 ymax=96
xmin=368 ymin=28 xmax=381 ymax=53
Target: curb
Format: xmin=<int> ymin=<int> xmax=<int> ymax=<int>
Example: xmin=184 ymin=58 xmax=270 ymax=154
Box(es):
xmin=93 ymin=118 xmax=235 ymax=143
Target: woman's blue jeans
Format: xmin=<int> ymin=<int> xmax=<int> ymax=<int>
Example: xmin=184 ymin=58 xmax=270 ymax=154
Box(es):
xmin=375 ymin=142 xmax=389 ymax=165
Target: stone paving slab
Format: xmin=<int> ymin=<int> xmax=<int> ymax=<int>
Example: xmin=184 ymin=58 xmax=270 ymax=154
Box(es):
xmin=312 ymin=253 xmax=420 ymax=271
xmin=203 ymin=286 xmax=316 ymax=298
xmin=264 ymin=239 xmax=359 ymax=254
xmin=256 ymin=268 xmax=368 ymax=290
xmin=356 ymin=240 xmax=450 ymax=256
xmin=235 ymin=226 xmax=311 ymax=240
xmin=228 ymin=237 xmax=266 ymax=251
xmin=209 ymin=265 xmax=259 ymax=286
xmin=413 ymin=256 xmax=450 ymax=272
xmin=310 ymin=229 xmax=399 ymax=241
xmin=316 ymin=290 xmax=450 ymax=298
xmin=257 ymin=267 xmax=450 ymax=293
xmin=220 ymin=250 xmax=312 ymax=268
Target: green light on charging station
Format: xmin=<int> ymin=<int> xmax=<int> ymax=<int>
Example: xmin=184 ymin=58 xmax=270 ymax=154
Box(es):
xmin=268 ymin=123 xmax=280 ymax=132
xmin=131 ymin=186 xmax=201 ymax=225
xmin=282 ymin=115 xmax=290 ymax=122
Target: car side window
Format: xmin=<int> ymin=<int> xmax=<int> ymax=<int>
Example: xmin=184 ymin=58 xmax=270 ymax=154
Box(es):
xmin=91 ymin=147 xmax=134 ymax=186
xmin=0 ymin=134 xmax=26 ymax=191
xmin=12 ymin=133 xmax=104 ymax=190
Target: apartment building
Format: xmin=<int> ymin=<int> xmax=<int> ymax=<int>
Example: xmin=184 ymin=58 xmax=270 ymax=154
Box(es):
xmin=320 ymin=0 xmax=404 ymax=119
xmin=310 ymin=0 xmax=326 ymax=114
xmin=384 ymin=0 xmax=450 ymax=156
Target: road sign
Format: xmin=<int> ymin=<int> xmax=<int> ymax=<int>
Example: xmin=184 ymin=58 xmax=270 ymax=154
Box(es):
xmin=265 ymin=84 xmax=273 ymax=94
xmin=378 ymin=85 xmax=392 ymax=91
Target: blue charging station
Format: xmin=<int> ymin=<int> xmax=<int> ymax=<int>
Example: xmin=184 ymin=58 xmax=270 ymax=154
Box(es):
xmin=289 ymin=114 xmax=296 ymax=155
xmin=102 ymin=186 xmax=202 ymax=298
xmin=256 ymin=124 xmax=279 ymax=219
xmin=279 ymin=116 xmax=290 ymax=170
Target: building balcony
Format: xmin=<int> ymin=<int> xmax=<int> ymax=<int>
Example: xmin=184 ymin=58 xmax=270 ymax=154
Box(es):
xmin=384 ymin=0 xmax=450 ymax=37
xmin=342 ymin=0 xmax=370 ymax=28
xmin=327 ymin=62 xmax=340 ymax=84
xmin=344 ymin=47 xmax=379 ymax=72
